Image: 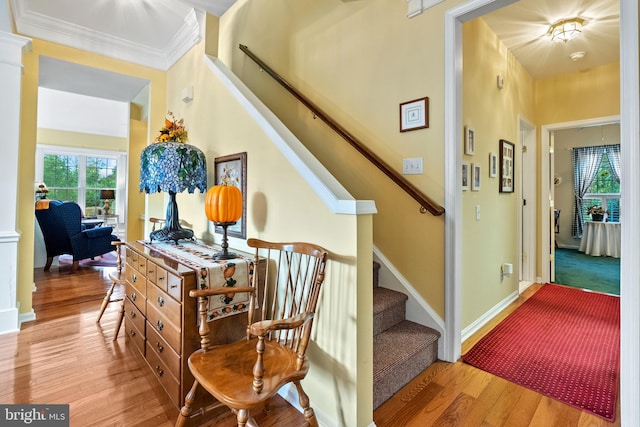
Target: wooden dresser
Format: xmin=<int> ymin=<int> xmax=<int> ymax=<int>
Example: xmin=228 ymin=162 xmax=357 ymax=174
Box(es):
xmin=123 ymin=241 xmax=260 ymax=417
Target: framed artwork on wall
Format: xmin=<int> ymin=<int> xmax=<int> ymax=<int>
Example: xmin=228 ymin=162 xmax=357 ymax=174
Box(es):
xmin=462 ymin=161 xmax=470 ymax=191
xmin=499 ymin=140 xmax=514 ymax=193
xmin=464 ymin=126 xmax=475 ymax=155
xmin=214 ymin=152 xmax=247 ymax=238
xmin=489 ymin=152 xmax=498 ymax=177
xmin=472 ymin=163 xmax=481 ymax=191
xmin=399 ymin=97 xmax=429 ymax=132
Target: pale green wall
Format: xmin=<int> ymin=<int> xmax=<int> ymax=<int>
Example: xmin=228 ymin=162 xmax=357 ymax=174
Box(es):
xmin=461 ymin=18 xmax=536 ymax=328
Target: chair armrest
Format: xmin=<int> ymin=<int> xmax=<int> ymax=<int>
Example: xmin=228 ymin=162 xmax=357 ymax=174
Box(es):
xmin=189 ymin=287 xmax=255 ymax=298
xmin=82 ymin=226 xmax=114 ymax=238
xmin=249 ymin=312 xmax=314 ymax=337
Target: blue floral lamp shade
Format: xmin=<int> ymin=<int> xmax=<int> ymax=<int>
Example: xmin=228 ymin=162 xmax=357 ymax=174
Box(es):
xmin=140 ymin=141 xmax=207 ymax=243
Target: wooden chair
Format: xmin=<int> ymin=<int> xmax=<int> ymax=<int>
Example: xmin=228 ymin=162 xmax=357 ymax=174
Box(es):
xmin=176 ymin=238 xmax=328 ymax=427
xmin=96 ymin=241 xmax=126 ymax=341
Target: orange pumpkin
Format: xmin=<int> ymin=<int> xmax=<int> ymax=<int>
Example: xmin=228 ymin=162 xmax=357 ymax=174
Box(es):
xmin=205 ymin=185 xmax=243 ymax=223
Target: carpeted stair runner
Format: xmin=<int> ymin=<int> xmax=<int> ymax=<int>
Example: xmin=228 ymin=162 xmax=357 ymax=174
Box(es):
xmin=373 ymin=262 xmax=440 ymax=409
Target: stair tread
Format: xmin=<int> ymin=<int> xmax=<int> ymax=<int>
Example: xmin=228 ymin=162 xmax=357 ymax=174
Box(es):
xmin=373 ymin=320 xmax=440 ymax=378
xmin=373 ymin=287 xmax=408 ymax=315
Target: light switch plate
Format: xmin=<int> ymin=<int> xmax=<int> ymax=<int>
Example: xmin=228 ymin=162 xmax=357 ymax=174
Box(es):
xmin=402 ymin=158 xmax=423 ymax=175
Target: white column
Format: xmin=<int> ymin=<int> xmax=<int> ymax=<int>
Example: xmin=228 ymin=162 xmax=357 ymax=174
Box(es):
xmin=0 ymin=31 xmax=31 ymax=334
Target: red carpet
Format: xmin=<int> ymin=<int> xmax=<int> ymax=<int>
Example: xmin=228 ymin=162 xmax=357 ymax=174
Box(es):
xmin=462 ymin=284 xmax=620 ymax=420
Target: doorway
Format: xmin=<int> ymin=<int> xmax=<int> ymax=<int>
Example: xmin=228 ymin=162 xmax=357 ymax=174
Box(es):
xmin=519 ymin=117 xmax=536 ymax=290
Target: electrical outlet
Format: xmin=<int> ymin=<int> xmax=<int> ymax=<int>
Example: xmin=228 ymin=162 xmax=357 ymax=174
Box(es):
xmin=402 ymin=158 xmax=423 ymax=175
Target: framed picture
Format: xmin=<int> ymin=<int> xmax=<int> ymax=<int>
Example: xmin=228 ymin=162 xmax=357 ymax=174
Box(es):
xmin=499 ymin=140 xmax=514 ymax=193
xmin=472 ymin=163 xmax=481 ymax=191
xmin=464 ymin=126 xmax=475 ymax=155
xmin=214 ymin=152 xmax=247 ymax=238
xmin=461 ymin=161 xmax=470 ymax=191
xmin=489 ymin=152 xmax=498 ymax=177
xmin=399 ymin=97 xmax=429 ymax=132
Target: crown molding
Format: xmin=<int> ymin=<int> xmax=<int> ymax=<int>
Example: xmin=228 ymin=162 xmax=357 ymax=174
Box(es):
xmin=10 ymin=0 xmax=201 ymax=70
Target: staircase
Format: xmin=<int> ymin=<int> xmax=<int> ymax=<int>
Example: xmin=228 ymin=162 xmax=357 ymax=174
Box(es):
xmin=373 ymin=261 xmax=440 ymax=409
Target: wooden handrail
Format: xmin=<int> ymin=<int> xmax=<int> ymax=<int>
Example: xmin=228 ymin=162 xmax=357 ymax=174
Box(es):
xmin=239 ymin=44 xmax=444 ymax=216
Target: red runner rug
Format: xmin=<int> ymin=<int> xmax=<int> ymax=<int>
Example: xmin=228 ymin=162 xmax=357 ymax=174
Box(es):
xmin=462 ymin=284 xmax=620 ymax=421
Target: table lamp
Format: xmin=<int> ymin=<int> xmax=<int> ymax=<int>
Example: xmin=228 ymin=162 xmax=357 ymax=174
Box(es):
xmin=140 ymin=113 xmax=207 ymax=243
xmin=99 ymin=189 xmax=115 ymax=216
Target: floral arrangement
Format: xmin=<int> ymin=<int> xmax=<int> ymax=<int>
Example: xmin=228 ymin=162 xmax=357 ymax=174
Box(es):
xmin=155 ymin=111 xmax=188 ymax=143
xmin=589 ymin=206 xmax=608 ymax=215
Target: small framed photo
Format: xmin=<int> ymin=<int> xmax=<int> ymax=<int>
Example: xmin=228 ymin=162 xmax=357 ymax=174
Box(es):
xmin=464 ymin=126 xmax=475 ymax=155
xmin=499 ymin=140 xmax=514 ymax=193
xmin=400 ymin=97 xmax=429 ymax=132
xmin=461 ymin=161 xmax=470 ymax=191
xmin=214 ymin=152 xmax=247 ymax=238
xmin=472 ymin=163 xmax=481 ymax=191
xmin=489 ymin=152 xmax=498 ymax=177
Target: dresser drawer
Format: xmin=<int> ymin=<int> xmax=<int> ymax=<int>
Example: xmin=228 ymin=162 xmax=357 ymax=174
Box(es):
xmin=124 ymin=297 xmax=146 ymax=337
xmin=146 ymin=303 xmax=181 ymax=353
xmin=125 ymin=281 xmax=146 ymax=316
xmin=146 ymin=261 xmax=158 ymax=286
xmin=125 ymin=266 xmax=147 ymax=298
xmin=125 ymin=316 xmax=145 ymax=356
xmin=147 ymin=284 xmax=181 ymax=327
xmin=146 ymin=341 xmax=180 ymax=407
xmin=166 ymin=272 xmax=182 ymax=301
xmin=155 ymin=266 xmax=168 ymax=292
xmin=147 ymin=324 xmax=181 ymax=381
xmin=127 ymin=250 xmax=147 ymax=273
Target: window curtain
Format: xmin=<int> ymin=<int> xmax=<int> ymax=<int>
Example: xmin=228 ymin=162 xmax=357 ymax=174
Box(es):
xmin=606 ymin=144 xmax=621 ymax=183
xmin=572 ymin=146 xmax=604 ymax=237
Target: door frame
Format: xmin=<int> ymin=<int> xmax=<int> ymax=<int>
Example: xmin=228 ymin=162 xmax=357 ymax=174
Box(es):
xmin=539 ymin=116 xmax=620 ymax=283
xmin=444 ymin=0 xmax=639 ymax=425
xmin=518 ymin=115 xmax=536 ymax=288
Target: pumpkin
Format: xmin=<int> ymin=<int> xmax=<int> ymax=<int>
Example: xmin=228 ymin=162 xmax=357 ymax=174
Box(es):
xmin=205 ymin=185 xmax=243 ymax=223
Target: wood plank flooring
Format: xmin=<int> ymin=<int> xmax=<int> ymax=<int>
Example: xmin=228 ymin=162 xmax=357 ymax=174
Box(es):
xmin=0 ymin=266 xmax=620 ymax=426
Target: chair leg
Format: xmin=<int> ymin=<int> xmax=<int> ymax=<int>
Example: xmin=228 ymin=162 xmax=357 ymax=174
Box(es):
xmin=113 ymin=299 xmax=125 ymax=342
xmin=70 ymin=260 xmax=79 ymax=273
xmin=97 ymin=280 xmax=118 ymax=323
xmin=294 ymin=381 xmax=318 ymax=427
xmin=176 ymin=380 xmax=200 ymax=427
xmin=44 ymin=257 xmax=53 ymax=271
xmin=236 ymin=409 xmax=249 ymax=427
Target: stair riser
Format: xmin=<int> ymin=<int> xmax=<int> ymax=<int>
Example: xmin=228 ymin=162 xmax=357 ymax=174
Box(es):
xmin=373 ymin=302 xmax=406 ymax=336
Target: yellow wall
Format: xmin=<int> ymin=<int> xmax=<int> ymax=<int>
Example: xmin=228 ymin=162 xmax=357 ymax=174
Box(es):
xmin=164 ymin=30 xmax=373 ymax=424
xmin=18 ymin=38 xmax=166 ymax=314
xmin=37 ymin=128 xmax=128 ymax=151
xmin=461 ymin=18 xmax=535 ymax=327
xmin=215 ymin=0 xmax=455 ymax=319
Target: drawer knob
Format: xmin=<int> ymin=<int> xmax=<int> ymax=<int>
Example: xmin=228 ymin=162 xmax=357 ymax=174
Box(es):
xmin=156 ymin=342 xmax=164 ymax=353
xmin=156 ymin=319 xmax=164 ymax=331
xmin=170 ymin=284 xmax=177 ymax=289
xmin=130 ymin=311 xmax=136 ymax=319
xmin=157 ymin=296 xmax=165 ymax=307
xmin=132 ymin=274 xmax=137 ymax=283
xmin=129 ymin=329 xmax=136 ymax=337
xmin=158 ymin=277 xmax=165 ymax=281
xmin=131 ymin=292 xmax=137 ymax=302
xmin=155 ymin=365 xmax=164 ymax=377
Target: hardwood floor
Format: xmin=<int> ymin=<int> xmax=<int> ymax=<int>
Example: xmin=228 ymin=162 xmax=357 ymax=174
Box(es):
xmin=1 ymin=267 xmax=620 ymax=426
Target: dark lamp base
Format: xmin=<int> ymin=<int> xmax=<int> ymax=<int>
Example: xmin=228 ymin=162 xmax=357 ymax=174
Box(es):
xmin=150 ymin=227 xmax=194 ymax=244
xmin=214 ymin=221 xmax=237 ymax=260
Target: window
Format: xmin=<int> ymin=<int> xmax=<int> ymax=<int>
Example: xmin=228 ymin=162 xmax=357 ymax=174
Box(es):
xmin=572 ymin=144 xmax=621 ymax=237
xmin=582 ymin=152 xmax=621 ymax=222
xmin=36 ymin=145 xmax=127 ymax=219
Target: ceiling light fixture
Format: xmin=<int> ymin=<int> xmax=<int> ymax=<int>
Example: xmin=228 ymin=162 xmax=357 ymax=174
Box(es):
xmin=549 ymin=18 xmax=584 ymax=43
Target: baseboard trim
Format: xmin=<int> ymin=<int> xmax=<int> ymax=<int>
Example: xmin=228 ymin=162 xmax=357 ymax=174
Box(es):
xmin=278 ymin=383 xmax=337 ymax=427
xmin=461 ymin=290 xmax=519 ymax=343
xmin=19 ymin=309 xmax=36 ymax=326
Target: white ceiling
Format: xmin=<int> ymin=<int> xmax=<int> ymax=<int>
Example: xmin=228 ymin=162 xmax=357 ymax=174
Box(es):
xmin=9 ymin=0 xmax=620 ymax=100
xmin=483 ymin=0 xmax=619 ymax=80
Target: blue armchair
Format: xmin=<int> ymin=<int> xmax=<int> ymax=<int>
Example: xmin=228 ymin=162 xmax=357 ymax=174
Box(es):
xmin=35 ymin=200 xmax=120 ymax=273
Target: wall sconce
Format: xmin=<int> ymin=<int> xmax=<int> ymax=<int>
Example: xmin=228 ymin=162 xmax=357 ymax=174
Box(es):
xmin=182 ymin=86 xmax=194 ymax=103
